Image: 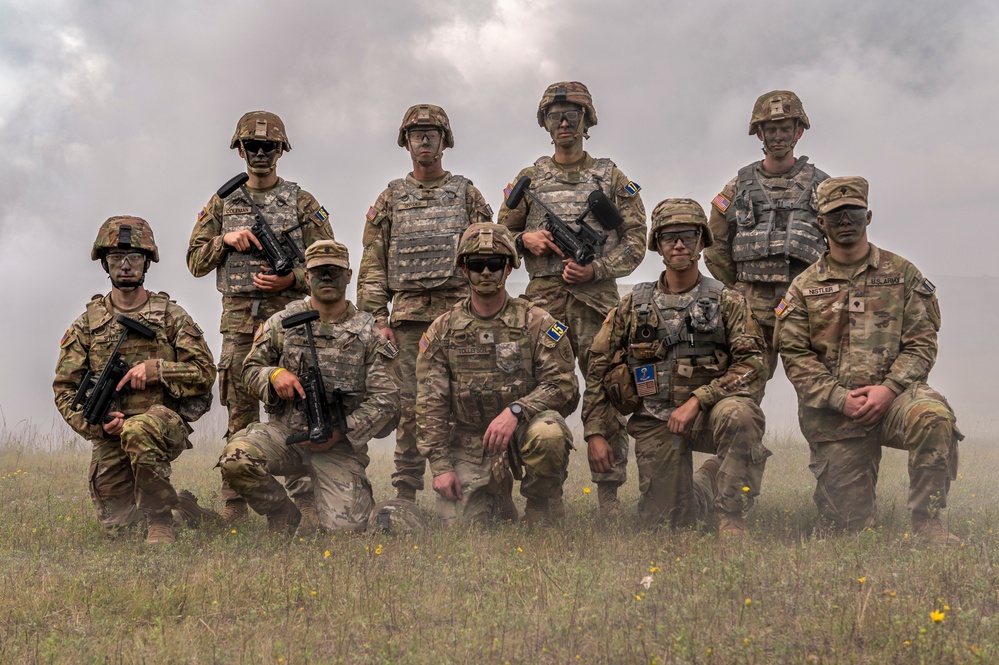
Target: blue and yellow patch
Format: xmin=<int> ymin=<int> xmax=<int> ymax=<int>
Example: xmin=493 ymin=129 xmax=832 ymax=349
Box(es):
xmin=366 ymin=206 xmax=379 ymax=222
xmin=922 ymin=278 xmax=936 ymax=293
xmin=313 ymin=206 xmax=329 ymax=223
xmin=192 ymin=322 xmax=204 ymax=336
xmin=419 ymin=332 xmax=430 ymax=354
xmin=383 ymin=340 xmax=399 ymax=358
xmin=623 ymin=181 xmax=641 ymax=195
xmin=712 ymin=193 xmax=731 ymax=212
xmin=483 ymin=203 xmax=494 ymax=218
xmin=197 ymin=206 xmax=208 ymax=222
xmin=546 ymin=320 xmax=568 ymax=343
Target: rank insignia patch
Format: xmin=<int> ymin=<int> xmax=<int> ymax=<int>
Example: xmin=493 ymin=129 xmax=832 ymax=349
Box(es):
xmin=633 ymin=364 xmax=658 ymax=397
xmin=712 ymin=194 xmax=731 ymax=212
xmin=366 ymin=206 xmax=379 ymax=222
xmin=624 ymin=181 xmax=641 ymax=195
xmin=313 ymin=206 xmax=329 ymax=223
xmin=546 ymin=320 xmax=568 ymax=343
xmin=383 ymin=341 xmax=399 ymax=358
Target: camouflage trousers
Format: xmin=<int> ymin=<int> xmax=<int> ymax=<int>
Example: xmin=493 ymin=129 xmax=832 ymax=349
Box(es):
xmin=806 ymin=383 xmax=960 ymax=531
xmin=734 ymin=281 xmax=784 ymax=400
xmin=526 ymin=282 xmax=629 ymax=486
xmin=390 ymin=321 xmax=429 ymax=492
xmin=88 ymin=405 xmax=191 ymax=529
xmin=436 ymin=410 xmax=572 ymax=525
xmin=628 ymin=396 xmax=768 ymax=529
xmin=218 ymin=331 xmax=311 ymax=502
xmin=218 ymin=421 xmax=373 ymax=533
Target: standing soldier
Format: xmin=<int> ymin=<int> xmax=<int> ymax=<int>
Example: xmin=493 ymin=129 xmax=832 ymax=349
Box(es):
xmin=704 ymin=91 xmax=829 ymax=385
xmin=187 ymin=110 xmax=335 ymax=526
xmin=498 ymin=82 xmax=647 ymax=516
xmin=357 ymin=104 xmax=494 ymax=503
xmin=416 ymin=224 xmax=577 ymax=525
xmin=777 ymin=177 xmax=962 ymax=545
xmin=218 ymin=241 xmax=401 ymax=535
xmin=54 ymin=216 xmax=219 ymax=544
xmin=584 ymin=200 xmax=769 ymax=534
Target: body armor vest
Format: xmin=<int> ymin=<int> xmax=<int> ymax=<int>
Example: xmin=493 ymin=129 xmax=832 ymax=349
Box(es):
xmin=216 ymin=180 xmax=307 ymax=297
xmin=85 ymin=292 xmax=176 ymax=418
xmin=441 ymin=299 xmax=537 ymax=429
xmin=386 ymin=176 xmax=471 ymax=292
xmin=728 ymin=159 xmax=829 ymax=283
xmin=267 ymin=300 xmax=373 ymax=428
xmin=627 ymin=277 xmax=729 ymax=421
xmin=524 ymin=156 xmax=619 ymax=278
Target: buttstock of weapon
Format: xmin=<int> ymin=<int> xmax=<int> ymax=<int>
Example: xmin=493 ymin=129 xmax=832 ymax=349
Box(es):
xmin=71 ymin=370 xmax=95 ymax=411
xmin=116 ymin=315 xmax=156 ymax=339
xmin=505 ymin=176 xmax=531 ymax=209
xmin=282 ymin=309 xmax=321 ymax=329
xmin=217 ymin=173 xmax=250 ymax=199
xmin=587 ymin=190 xmax=624 ymax=230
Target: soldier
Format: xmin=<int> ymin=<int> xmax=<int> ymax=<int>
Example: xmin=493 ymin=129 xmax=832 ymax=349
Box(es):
xmin=53 ymin=216 xmax=219 ymax=544
xmin=777 ymin=177 xmax=962 ymax=545
xmin=416 ymin=223 xmax=577 ymax=525
xmin=704 ymin=91 xmax=829 ymax=385
xmin=357 ymin=104 xmax=494 ymax=503
xmin=218 ymin=240 xmax=401 ymax=535
xmin=584 ymin=200 xmax=769 ymax=534
xmin=187 ymin=110 xmax=335 ymax=526
xmin=498 ymin=81 xmax=647 ymax=515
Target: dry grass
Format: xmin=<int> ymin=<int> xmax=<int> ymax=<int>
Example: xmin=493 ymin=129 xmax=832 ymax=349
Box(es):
xmin=0 ymin=423 xmax=996 ymax=664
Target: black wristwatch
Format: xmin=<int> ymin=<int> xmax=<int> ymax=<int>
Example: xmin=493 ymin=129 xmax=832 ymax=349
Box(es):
xmin=514 ymin=234 xmax=526 ymax=255
xmin=509 ymin=403 xmax=525 ymax=421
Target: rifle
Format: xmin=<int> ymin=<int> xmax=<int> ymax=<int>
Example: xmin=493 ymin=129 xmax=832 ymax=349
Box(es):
xmin=217 ymin=173 xmax=307 ymax=277
xmin=505 ymin=175 xmax=624 ymax=266
xmin=71 ymin=315 xmax=156 ymax=425
xmin=280 ymin=310 xmax=351 ymax=447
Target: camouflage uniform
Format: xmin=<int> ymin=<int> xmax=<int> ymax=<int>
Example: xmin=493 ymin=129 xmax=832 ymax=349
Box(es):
xmin=704 ymin=91 xmax=829 ymax=377
xmin=499 ymin=83 xmax=647 ymax=489
xmin=219 ymin=242 xmax=401 ymax=533
xmin=777 ymin=177 xmax=961 ymax=534
xmin=584 ymin=199 xmax=769 ymax=529
xmin=53 ymin=291 xmax=216 ymax=529
xmin=358 ymin=169 xmax=493 ymax=495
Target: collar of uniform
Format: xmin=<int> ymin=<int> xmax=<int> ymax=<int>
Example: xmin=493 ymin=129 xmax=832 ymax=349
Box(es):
xmin=757 ymin=154 xmax=809 ymax=179
xmin=406 ymin=172 xmax=452 ymax=190
xmin=302 ymin=297 xmax=358 ymax=325
xmin=549 ymin=151 xmax=593 ymax=173
xmin=655 ymin=270 xmax=703 ymax=295
xmin=454 ymin=294 xmax=524 ymax=329
xmin=814 ymin=244 xmax=880 ymax=281
xmin=245 ymin=176 xmax=286 ymax=195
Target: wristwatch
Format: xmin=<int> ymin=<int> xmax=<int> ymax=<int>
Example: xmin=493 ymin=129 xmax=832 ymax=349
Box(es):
xmin=514 ymin=234 xmax=526 ymax=255
xmin=509 ymin=403 xmax=525 ymax=421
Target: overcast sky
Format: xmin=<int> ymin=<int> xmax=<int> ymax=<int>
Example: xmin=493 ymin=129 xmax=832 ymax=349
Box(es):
xmin=1 ymin=0 xmax=997 ymax=434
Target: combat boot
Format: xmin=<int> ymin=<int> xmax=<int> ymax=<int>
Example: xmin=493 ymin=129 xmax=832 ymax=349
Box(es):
xmin=220 ymin=499 xmax=248 ymax=525
xmin=173 ymin=490 xmax=223 ymax=528
xmin=145 ymin=510 xmax=177 ymax=545
xmin=396 ymin=486 xmax=417 ymax=503
xmin=697 ymin=456 xmax=721 ymax=486
xmin=294 ymin=493 xmax=320 ymax=537
xmin=717 ymin=512 xmax=746 ymax=539
xmin=267 ymin=497 xmax=302 ymax=537
xmin=549 ymin=495 xmax=566 ymax=522
xmin=597 ymin=483 xmax=622 ymax=518
xmin=523 ymin=497 xmax=553 ymax=526
xmin=912 ymin=513 xmax=962 ymax=547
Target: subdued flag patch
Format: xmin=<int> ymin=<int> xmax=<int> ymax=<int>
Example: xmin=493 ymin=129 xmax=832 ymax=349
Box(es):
xmin=546 ymin=320 xmax=568 ymax=343
xmin=313 ymin=206 xmax=329 ymax=223
xmin=712 ymin=194 xmax=731 ymax=212
xmin=624 ymin=181 xmax=641 ymax=195
xmin=419 ymin=333 xmax=430 ymax=354
xmin=366 ymin=206 xmax=379 ymax=222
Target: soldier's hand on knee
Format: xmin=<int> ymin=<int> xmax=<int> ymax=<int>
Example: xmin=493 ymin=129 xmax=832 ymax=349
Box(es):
xmin=668 ymin=397 xmax=701 ymax=435
xmin=116 ymin=362 xmax=148 ymax=391
xmin=586 ymin=434 xmax=615 ymax=473
xmin=297 ymin=428 xmax=343 ymax=454
xmin=562 ymin=259 xmax=595 ymax=285
xmin=253 ymin=270 xmax=295 ymax=293
xmin=843 ymin=392 xmax=867 ymax=419
xmin=850 ymin=385 xmax=895 ymax=426
xmin=484 ymin=408 xmax=519 ymax=454
xmin=522 ymin=230 xmax=563 ymax=257
xmin=433 ymin=471 xmax=463 ymax=501
xmin=103 ymin=411 xmax=125 ymax=437
xmin=270 ymin=369 xmax=306 ymax=401
xmin=222 ymin=229 xmax=263 ymax=253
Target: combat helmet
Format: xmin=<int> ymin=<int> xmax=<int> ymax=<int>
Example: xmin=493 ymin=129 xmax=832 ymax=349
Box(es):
xmin=91 ymin=215 xmax=160 ymax=262
xmin=456 ymin=222 xmax=521 ymax=269
xmin=366 ymin=499 xmax=426 ymax=534
xmin=229 ymin=111 xmax=292 ymax=151
xmin=537 ymin=81 xmax=598 ymax=129
xmin=397 ymin=104 xmax=455 ymax=149
xmin=748 ymin=90 xmax=810 ymax=135
xmin=648 ymin=198 xmax=713 ymax=250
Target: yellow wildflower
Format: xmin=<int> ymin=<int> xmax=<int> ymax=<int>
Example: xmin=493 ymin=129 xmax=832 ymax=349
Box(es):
xmin=930 ymin=610 xmax=945 ymax=623
xmin=324 ymin=550 xmax=331 ymax=557
xmin=744 ymin=597 xmax=752 ymax=606
xmin=583 ymin=487 xmax=591 ymax=494
xmin=858 ymin=577 xmax=866 ymax=584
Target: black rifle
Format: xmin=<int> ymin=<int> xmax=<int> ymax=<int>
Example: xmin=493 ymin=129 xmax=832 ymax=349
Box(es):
xmin=281 ymin=310 xmax=350 ymax=446
xmin=71 ymin=315 xmax=156 ymax=425
xmin=217 ymin=173 xmax=307 ymax=277
xmin=505 ymin=175 xmax=624 ymax=266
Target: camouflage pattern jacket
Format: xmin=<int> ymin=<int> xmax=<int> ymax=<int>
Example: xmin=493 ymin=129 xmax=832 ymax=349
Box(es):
xmin=357 ymin=172 xmax=493 ymax=328
xmin=53 ymin=292 xmax=217 ymax=441
xmin=186 ymin=177 xmax=335 ymax=335
xmin=583 ymin=273 xmax=767 ymax=438
xmin=498 ymin=152 xmax=647 ymax=315
xmin=242 ymin=299 xmax=401 ymax=458
xmin=416 ymin=296 xmax=578 ymax=476
xmin=776 ymin=244 xmax=941 ymax=442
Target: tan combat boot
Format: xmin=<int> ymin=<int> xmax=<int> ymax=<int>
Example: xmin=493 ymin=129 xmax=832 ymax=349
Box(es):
xmin=145 ymin=510 xmax=177 ymax=545
xmin=267 ymin=497 xmax=302 ymax=537
xmin=396 ymin=486 xmax=417 ymax=503
xmin=220 ymin=499 xmax=248 ymax=525
xmin=912 ymin=513 xmax=962 ymax=547
xmin=597 ymin=483 xmax=622 ymax=518
xmin=295 ymin=493 xmax=320 ymax=536
xmin=523 ymin=498 xmax=553 ymax=526
xmin=173 ymin=490 xmax=223 ymax=528
xmin=718 ymin=512 xmax=746 ymax=539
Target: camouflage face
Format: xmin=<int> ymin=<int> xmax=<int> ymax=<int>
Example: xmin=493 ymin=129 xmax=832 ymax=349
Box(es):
xmin=92 ymin=216 xmax=160 ymax=262
xmin=455 ymin=222 xmax=521 ymax=269
xmin=758 ymin=117 xmax=802 ymax=159
xmin=544 ymin=101 xmax=585 ymax=148
xmin=656 ymin=223 xmax=702 ymax=271
xmin=230 ymin=111 xmax=292 ymax=151
xmin=464 ymin=253 xmax=510 ymax=296
xmin=818 ymin=207 xmax=870 ymax=247
xmin=307 ymin=265 xmax=351 ymax=305
xmin=748 ymin=90 xmax=809 ymax=135
xmin=648 ymin=198 xmax=712 ymax=250
xmin=397 ymin=104 xmax=454 ymax=150
xmin=105 ymin=250 xmax=150 ymax=288
xmin=238 ymin=139 xmax=283 ymax=177
xmin=405 ymin=125 xmax=445 ymax=166
xmin=537 ymin=81 xmax=597 ymax=131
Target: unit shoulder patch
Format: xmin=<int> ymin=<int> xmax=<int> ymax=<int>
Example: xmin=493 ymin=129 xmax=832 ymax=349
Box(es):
xmin=622 ymin=181 xmax=641 ymax=196
xmin=313 ymin=206 xmax=330 ymax=224
xmin=380 ymin=340 xmax=399 ymax=359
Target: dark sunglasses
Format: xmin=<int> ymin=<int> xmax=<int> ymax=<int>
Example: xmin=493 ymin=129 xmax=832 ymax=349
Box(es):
xmin=465 ymin=256 xmax=508 ymax=273
xmin=242 ymin=140 xmax=280 ymax=154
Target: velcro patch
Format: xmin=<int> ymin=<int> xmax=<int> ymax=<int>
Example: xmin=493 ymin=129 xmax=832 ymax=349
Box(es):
xmin=774 ymin=298 xmax=795 ymax=320
xmin=921 ymin=278 xmax=936 ymax=293
xmin=803 ymin=285 xmax=841 ymax=296
xmin=483 ymin=203 xmax=494 ymax=218
xmin=253 ymin=323 xmax=264 ymax=342
xmin=711 ymin=193 xmax=730 ymax=212
xmin=366 ymin=206 xmax=379 ymax=222
xmin=197 ymin=206 xmax=208 ymax=222
xmin=546 ymin=320 xmax=568 ymax=343
xmin=623 ymin=181 xmax=641 ymax=195
xmin=382 ymin=341 xmax=399 ymax=358
xmin=60 ymin=329 xmax=71 ymax=348
xmin=313 ymin=206 xmax=329 ymax=223
xmin=503 ymin=183 xmax=514 ymax=201
xmin=192 ymin=322 xmax=204 ymax=336
xmin=419 ymin=332 xmax=430 ymax=354
xmin=633 ymin=364 xmax=657 ymax=397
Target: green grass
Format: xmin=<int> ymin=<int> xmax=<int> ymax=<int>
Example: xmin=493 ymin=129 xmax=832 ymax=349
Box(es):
xmin=0 ymin=425 xmax=996 ymax=664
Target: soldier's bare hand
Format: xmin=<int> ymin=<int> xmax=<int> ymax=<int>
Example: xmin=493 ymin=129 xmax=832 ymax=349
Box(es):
xmin=586 ymin=434 xmax=615 ymax=474
xmin=271 ymin=369 xmax=306 ymax=401
xmin=223 ymin=229 xmax=263 ymax=253
xmin=843 ymin=393 xmax=868 ymax=419
xmin=562 ymin=259 xmax=595 ymax=285
xmin=380 ymin=327 xmax=397 ymax=346
xmin=850 ymin=385 xmax=895 ymax=426
xmin=433 ymin=471 xmax=463 ymax=501
xmin=116 ymin=363 xmax=148 ymax=391
xmin=296 ymin=428 xmax=344 ymax=454
xmin=521 ymin=230 xmax=563 ymax=257
xmin=668 ymin=396 xmax=701 ymax=436
xmin=253 ymin=270 xmax=296 ymax=292
xmin=103 ymin=411 xmax=125 ymax=436
xmin=483 ymin=408 xmax=519 ymax=454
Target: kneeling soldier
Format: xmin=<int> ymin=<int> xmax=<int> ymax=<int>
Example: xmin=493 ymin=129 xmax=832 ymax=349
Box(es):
xmin=584 ymin=199 xmax=769 ymax=535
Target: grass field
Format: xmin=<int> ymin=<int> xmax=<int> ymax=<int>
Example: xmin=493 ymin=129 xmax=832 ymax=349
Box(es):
xmin=0 ymin=422 xmax=996 ymax=664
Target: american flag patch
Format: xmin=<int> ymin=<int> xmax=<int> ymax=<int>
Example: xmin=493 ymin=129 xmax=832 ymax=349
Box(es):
xmin=366 ymin=206 xmax=379 ymax=222
xmin=60 ymin=329 xmax=70 ymax=347
xmin=313 ymin=206 xmax=329 ymax=223
xmin=503 ymin=183 xmax=514 ymax=201
xmin=922 ymin=278 xmax=936 ymax=293
xmin=624 ymin=181 xmax=641 ymax=195
xmin=712 ymin=193 xmax=731 ymax=212
xmin=253 ymin=323 xmax=264 ymax=342
xmin=775 ymin=299 xmax=789 ymax=316
xmin=197 ymin=206 xmax=208 ymax=221
xmin=419 ymin=333 xmax=430 ymax=354
xmin=633 ymin=365 xmax=657 ymax=397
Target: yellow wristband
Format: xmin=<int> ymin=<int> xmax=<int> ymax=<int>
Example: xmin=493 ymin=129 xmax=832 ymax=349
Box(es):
xmin=269 ymin=368 xmax=287 ymax=385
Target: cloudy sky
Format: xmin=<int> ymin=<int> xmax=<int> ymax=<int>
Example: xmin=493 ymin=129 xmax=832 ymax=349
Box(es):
xmin=1 ymin=0 xmax=997 ymax=434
